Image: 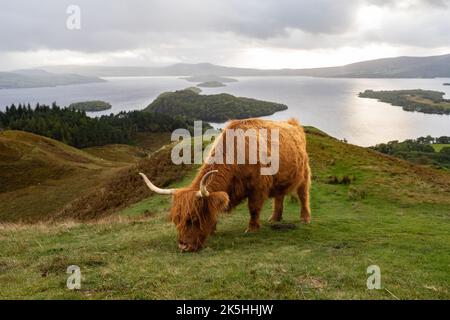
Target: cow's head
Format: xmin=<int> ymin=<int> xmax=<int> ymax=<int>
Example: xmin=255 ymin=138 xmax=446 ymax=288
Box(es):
xmin=139 ymin=171 xmax=229 ymax=252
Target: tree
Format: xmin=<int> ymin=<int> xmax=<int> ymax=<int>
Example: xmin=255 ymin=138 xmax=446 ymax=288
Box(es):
xmin=0 ymin=102 xmax=196 ymax=148
xmin=440 ymin=147 xmax=450 ymax=155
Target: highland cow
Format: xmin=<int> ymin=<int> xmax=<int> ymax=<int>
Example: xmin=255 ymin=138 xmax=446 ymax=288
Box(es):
xmin=139 ymin=118 xmax=311 ymax=252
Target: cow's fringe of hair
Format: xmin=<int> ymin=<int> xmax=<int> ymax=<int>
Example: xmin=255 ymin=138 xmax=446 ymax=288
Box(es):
xmin=171 ymin=189 xmax=218 ymax=233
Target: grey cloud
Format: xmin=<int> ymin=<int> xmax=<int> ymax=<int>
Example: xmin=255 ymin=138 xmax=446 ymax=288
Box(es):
xmin=366 ymin=0 xmax=449 ymax=7
xmin=0 ymin=0 xmax=362 ymax=52
xmin=0 ymin=0 xmax=449 ymax=59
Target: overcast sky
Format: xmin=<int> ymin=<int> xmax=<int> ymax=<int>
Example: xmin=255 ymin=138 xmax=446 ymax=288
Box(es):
xmin=1 ymin=0 xmax=450 ymax=70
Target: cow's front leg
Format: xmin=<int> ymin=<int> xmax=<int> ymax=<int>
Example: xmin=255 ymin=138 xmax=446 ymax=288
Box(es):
xmin=246 ymin=194 xmax=266 ymax=232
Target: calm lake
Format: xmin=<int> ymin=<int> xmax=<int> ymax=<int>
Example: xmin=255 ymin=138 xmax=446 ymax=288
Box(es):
xmin=1 ymin=76 xmax=449 ymax=147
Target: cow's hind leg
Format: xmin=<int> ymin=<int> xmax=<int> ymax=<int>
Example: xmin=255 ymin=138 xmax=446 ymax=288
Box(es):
xmin=246 ymin=194 xmax=266 ymax=232
xmin=297 ymin=183 xmax=310 ymax=224
xmin=269 ymin=195 xmax=284 ymax=222
xmin=297 ymin=181 xmax=311 ymax=224
xmin=210 ymin=221 xmax=217 ymax=235
xmin=297 ymin=165 xmax=311 ymax=224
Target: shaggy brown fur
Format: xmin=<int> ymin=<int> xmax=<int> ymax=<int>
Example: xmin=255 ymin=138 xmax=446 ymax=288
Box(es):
xmin=167 ymin=118 xmax=311 ymax=252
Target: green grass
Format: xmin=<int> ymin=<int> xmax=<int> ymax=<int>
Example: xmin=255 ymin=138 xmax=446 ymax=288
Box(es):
xmin=432 ymin=144 xmax=450 ymax=152
xmin=83 ymin=144 xmax=148 ymax=164
xmin=1 ymin=129 xmax=449 ymax=299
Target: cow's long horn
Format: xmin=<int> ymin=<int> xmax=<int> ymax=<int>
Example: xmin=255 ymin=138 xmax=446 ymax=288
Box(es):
xmin=198 ymin=170 xmax=218 ymax=197
xmin=139 ymin=173 xmax=176 ymax=195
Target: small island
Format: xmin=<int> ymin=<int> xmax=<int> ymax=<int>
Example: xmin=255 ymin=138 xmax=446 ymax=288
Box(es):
xmin=180 ymin=74 xmax=238 ymax=83
xmin=197 ymin=81 xmax=226 ymax=88
xmin=443 ymin=83 xmax=450 ymax=86
xmin=358 ymin=89 xmax=450 ymax=115
xmin=145 ymin=88 xmax=287 ymax=122
xmin=69 ymin=100 xmax=112 ymax=112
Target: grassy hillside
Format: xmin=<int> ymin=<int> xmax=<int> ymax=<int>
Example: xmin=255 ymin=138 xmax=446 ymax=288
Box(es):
xmin=82 ymin=133 xmax=173 ymax=164
xmin=432 ymin=144 xmax=450 ymax=152
xmin=0 ymin=130 xmax=171 ymax=222
xmin=0 ymin=130 xmax=129 ymax=222
xmin=54 ymin=142 xmax=194 ymax=221
xmin=0 ymin=130 xmax=182 ymax=223
xmin=0 ymin=128 xmax=449 ymax=299
xmin=83 ymin=144 xmax=148 ymax=164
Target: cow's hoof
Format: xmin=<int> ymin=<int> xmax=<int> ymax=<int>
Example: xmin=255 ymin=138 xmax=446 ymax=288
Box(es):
xmin=268 ymin=216 xmax=282 ymax=223
xmin=300 ymin=218 xmax=311 ymax=224
xmin=245 ymin=225 xmax=260 ymax=233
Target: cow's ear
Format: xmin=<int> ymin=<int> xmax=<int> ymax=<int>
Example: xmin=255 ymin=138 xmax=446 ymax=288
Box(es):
xmin=208 ymin=192 xmax=229 ymax=212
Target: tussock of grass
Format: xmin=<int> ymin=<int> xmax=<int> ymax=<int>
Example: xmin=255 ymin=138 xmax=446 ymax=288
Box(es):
xmin=327 ymin=175 xmax=355 ymax=185
xmin=347 ymin=186 xmax=367 ymax=200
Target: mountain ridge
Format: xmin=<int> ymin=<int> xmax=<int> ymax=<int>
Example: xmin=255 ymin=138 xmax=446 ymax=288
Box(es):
xmin=0 ymin=69 xmax=105 ymax=89
xmin=38 ymin=53 xmax=450 ymax=78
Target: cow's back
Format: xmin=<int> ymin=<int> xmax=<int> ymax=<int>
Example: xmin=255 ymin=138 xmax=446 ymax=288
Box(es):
xmin=222 ymin=118 xmax=309 ymax=200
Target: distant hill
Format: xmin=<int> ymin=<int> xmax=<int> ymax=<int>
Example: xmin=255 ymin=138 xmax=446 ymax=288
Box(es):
xmin=181 ymin=74 xmax=238 ymax=83
xmin=296 ymin=54 xmax=450 ymax=78
xmin=0 ymin=69 xmax=105 ymax=89
xmin=145 ymin=89 xmax=288 ymax=122
xmin=40 ymin=53 xmax=450 ymax=78
xmin=41 ymin=63 xmax=263 ymax=77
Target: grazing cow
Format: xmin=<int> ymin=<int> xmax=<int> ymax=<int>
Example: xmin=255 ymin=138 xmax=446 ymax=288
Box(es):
xmin=139 ymin=118 xmax=311 ymax=252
